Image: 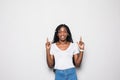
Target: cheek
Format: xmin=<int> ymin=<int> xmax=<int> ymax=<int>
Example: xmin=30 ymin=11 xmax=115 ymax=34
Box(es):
xmin=65 ymin=33 xmax=68 ymax=36
xmin=64 ymin=33 xmax=69 ymax=36
xmin=57 ymin=33 xmax=60 ymax=36
xmin=62 ymin=33 xmax=68 ymax=37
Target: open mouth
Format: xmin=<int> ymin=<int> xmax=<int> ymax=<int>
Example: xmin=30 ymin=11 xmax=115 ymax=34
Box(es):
xmin=61 ymin=36 xmax=65 ymax=38
xmin=60 ymin=35 xmax=67 ymax=40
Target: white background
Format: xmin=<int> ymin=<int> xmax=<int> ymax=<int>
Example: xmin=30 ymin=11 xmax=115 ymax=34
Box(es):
xmin=0 ymin=0 xmax=120 ymax=80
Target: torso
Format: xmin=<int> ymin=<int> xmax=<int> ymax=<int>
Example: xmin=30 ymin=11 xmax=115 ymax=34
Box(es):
xmin=50 ymin=42 xmax=79 ymax=70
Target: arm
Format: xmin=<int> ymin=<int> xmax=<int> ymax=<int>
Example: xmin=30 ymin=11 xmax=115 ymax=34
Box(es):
xmin=73 ymin=36 xmax=84 ymax=67
xmin=46 ymin=49 xmax=55 ymax=68
xmin=45 ymin=38 xmax=55 ymax=68
xmin=73 ymin=51 xmax=83 ymax=67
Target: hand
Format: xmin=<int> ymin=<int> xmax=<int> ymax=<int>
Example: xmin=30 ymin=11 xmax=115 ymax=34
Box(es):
xmin=77 ymin=36 xmax=84 ymax=50
xmin=45 ymin=38 xmax=51 ymax=50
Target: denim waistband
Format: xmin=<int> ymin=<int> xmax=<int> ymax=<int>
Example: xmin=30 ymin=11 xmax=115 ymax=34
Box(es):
xmin=54 ymin=67 xmax=76 ymax=72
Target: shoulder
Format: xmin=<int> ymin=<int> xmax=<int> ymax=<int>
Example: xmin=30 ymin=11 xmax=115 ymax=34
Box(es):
xmin=51 ymin=43 xmax=56 ymax=48
xmin=70 ymin=42 xmax=79 ymax=50
xmin=50 ymin=43 xmax=56 ymax=54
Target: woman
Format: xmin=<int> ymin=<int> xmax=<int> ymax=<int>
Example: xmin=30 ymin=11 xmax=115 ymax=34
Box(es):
xmin=45 ymin=24 xmax=84 ymax=80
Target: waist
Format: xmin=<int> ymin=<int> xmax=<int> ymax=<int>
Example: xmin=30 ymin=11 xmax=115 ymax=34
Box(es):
xmin=55 ymin=67 xmax=76 ymax=72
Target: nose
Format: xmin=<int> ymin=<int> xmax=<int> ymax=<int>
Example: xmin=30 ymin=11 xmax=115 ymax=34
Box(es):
xmin=60 ymin=32 xmax=66 ymax=36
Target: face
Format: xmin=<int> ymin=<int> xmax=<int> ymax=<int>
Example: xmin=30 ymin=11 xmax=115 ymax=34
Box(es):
xmin=57 ymin=26 xmax=68 ymax=41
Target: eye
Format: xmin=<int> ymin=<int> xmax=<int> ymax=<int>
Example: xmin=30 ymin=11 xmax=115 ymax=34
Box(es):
xmin=58 ymin=30 xmax=61 ymax=33
xmin=64 ymin=30 xmax=67 ymax=33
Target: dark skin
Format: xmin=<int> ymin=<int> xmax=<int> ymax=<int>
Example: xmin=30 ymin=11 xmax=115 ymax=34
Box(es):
xmin=45 ymin=27 xmax=84 ymax=68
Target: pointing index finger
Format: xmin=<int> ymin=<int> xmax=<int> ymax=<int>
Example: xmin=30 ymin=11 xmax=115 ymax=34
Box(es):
xmin=80 ymin=36 xmax=82 ymax=42
xmin=46 ymin=37 xmax=49 ymax=42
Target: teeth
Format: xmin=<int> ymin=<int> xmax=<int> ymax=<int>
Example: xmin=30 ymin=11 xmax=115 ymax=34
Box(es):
xmin=61 ymin=36 xmax=64 ymax=38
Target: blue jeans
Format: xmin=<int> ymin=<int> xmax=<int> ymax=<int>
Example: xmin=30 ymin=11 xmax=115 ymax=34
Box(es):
xmin=55 ymin=68 xmax=77 ymax=80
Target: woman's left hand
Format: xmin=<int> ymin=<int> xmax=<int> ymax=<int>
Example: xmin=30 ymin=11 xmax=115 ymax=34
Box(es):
xmin=77 ymin=36 xmax=84 ymax=50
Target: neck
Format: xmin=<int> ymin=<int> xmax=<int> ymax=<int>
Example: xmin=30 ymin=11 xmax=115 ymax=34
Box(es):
xmin=58 ymin=40 xmax=68 ymax=45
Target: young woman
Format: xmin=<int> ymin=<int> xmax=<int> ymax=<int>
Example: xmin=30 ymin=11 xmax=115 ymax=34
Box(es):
xmin=45 ymin=24 xmax=84 ymax=80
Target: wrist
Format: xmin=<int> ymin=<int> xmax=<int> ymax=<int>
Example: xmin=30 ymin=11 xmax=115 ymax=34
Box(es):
xmin=80 ymin=49 xmax=84 ymax=52
xmin=79 ymin=48 xmax=84 ymax=52
xmin=80 ymin=49 xmax=84 ymax=53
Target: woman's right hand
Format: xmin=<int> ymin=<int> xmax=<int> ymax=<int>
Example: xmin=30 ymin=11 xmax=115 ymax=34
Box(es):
xmin=45 ymin=38 xmax=51 ymax=50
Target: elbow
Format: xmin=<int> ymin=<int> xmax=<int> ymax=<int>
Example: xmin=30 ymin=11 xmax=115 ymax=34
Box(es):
xmin=47 ymin=58 xmax=55 ymax=68
xmin=75 ymin=63 xmax=80 ymax=68
xmin=48 ymin=64 xmax=54 ymax=68
xmin=47 ymin=62 xmax=55 ymax=68
xmin=74 ymin=61 xmax=82 ymax=68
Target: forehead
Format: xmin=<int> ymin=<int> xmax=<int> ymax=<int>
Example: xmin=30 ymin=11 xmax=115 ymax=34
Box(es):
xmin=59 ymin=26 xmax=67 ymax=31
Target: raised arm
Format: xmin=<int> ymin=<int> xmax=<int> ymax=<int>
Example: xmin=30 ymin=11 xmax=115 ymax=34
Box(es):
xmin=45 ymin=38 xmax=55 ymax=68
xmin=73 ymin=36 xmax=84 ymax=67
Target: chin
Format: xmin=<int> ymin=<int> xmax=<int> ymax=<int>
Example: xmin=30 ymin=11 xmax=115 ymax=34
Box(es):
xmin=60 ymin=39 xmax=67 ymax=41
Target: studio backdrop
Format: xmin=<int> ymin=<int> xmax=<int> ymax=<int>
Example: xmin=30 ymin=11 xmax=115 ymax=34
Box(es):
xmin=0 ymin=0 xmax=120 ymax=80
